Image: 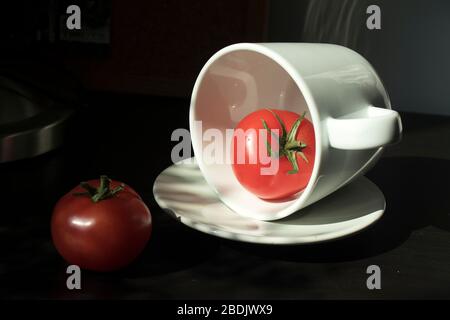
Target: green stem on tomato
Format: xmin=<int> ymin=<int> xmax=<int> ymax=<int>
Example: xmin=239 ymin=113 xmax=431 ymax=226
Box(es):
xmin=261 ymin=109 xmax=309 ymax=174
xmin=74 ymin=175 xmax=124 ymax=203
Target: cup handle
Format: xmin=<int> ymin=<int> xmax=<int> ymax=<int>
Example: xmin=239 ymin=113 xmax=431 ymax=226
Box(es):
xmin=327 ymin=106 xmax=402 ymax=150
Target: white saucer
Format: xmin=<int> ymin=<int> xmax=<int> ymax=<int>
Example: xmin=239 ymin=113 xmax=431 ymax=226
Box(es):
xmin=153 ymin=159 xmax=385 ymax=245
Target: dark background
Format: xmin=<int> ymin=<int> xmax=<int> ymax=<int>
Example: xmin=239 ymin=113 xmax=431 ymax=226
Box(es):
xmin=0 ymin=0 xmax=449 ymax=299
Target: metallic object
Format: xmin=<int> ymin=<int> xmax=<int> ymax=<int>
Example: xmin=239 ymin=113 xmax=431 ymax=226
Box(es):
xmin=0 ymin=76 xmax=73 ymax=163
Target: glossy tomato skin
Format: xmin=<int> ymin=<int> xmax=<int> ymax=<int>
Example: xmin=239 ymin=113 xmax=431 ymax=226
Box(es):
xmin=232 ymin=109 xmax=315 ymax=200
xmin=51 ymin=180 xmax=152 ymax=272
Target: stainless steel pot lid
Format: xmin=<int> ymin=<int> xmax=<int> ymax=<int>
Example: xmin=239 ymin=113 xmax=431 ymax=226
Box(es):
xmin=0 ymin=107 xmax=72 ymax=163
xmin=0 ymin=75 xmax=74 ymax=163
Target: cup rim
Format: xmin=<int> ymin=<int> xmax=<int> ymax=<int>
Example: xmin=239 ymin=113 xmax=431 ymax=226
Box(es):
xmin=189 ymin=42 xmax=323 ymax=220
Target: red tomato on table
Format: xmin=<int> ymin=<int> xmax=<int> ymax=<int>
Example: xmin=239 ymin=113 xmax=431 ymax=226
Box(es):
xmin=232 ymin=109 xmax=315 ymax=200
xmin=51 ymin=176 xmax=152 ymax=272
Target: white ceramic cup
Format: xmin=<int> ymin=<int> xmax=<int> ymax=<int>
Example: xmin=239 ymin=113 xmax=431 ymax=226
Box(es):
xmin=190 ymin=43 xmax=402 ymax=221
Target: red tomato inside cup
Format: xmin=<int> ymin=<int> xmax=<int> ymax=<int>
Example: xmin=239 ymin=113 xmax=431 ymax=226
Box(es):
xmin=232 ymin=109 xmax=315 ymax=200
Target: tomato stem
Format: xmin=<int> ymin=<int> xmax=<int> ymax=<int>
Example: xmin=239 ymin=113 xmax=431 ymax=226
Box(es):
xmin=74 ymin=175 xmax=125 ymax=203
xmin=263 ymin=109 xmax=309 ymax=174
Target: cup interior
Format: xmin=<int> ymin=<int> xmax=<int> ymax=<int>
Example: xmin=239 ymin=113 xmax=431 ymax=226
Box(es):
xmin=190 ymin=47 xmax=317 ymax=220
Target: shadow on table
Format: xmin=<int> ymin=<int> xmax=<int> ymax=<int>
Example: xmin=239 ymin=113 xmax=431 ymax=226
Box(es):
xmin=108 ymin=213 xmax=220 ymax=276
xmin=227 ymin=156 xmax=450 ymax=263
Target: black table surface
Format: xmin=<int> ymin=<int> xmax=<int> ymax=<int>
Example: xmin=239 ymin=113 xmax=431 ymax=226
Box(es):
xmin=1 ymin=93 xmax=449 ymax=300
